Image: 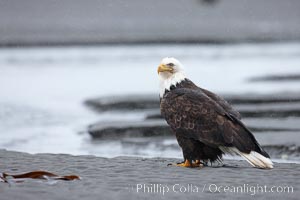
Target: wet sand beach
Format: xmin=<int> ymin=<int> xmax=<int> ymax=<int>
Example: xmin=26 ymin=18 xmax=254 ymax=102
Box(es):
xmin=0 ymin=149 xmax=299 ymax=200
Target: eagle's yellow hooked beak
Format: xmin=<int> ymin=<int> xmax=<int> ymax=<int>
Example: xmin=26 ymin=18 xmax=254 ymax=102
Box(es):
xmin=157 ymin=64 xmax=173 ymax=74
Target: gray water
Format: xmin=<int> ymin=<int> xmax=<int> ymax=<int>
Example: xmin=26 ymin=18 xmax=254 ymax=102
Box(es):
xmin=0 ymin=43 xmax=299 ymax=162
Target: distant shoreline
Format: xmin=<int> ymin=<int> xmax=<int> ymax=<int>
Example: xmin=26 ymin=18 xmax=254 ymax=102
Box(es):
xmin=1 ymin=0 xmax=299 ymax=48
xmin=0 ymin=39 xmax=299 ymax=48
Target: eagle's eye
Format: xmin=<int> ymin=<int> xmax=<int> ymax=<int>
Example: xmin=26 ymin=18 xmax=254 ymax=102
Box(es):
xmin=167 ymin=63 xmax=175 ymax=67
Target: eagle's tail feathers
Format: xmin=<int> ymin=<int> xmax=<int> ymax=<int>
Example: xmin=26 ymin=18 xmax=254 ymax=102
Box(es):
xmin=239 ymin=151 xmax=273 ymax=169
xmin=219 ymin=147 xmax=273 ymax=169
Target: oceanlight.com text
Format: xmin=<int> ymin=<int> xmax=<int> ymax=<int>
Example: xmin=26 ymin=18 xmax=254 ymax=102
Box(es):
xmin=133 ymin=183 xmax=294 ymax=196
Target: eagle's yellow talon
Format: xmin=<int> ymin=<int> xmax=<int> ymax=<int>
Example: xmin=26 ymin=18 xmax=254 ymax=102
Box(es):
xmin=174 ymin=160 xmax=203 ymax=168
xmin=193 ymin=160 xmax=204 ymax=167
xmin=176 ymin=160 xmax=192 ymax=167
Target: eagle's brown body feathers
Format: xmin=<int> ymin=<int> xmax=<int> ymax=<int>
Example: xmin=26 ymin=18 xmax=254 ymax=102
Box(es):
xmin=160 ymin=79 xmax=270 ymax=164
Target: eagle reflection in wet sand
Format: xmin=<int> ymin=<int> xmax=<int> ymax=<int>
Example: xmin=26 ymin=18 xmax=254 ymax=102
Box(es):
xmin=158 ymin=57 xmax=273 ymax=169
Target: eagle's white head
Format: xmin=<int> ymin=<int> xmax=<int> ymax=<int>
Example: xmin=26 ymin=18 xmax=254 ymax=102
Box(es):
xmin=157 ymin=57 xmax=186 ymax=98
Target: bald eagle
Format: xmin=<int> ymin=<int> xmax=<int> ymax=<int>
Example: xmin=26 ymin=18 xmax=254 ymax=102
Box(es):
xmin=158 ymin=57 xmax=273 ymax=169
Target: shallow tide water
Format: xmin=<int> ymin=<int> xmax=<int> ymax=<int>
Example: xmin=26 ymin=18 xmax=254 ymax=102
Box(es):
xmin=0 ymin=43 xmax=299 ymax=162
